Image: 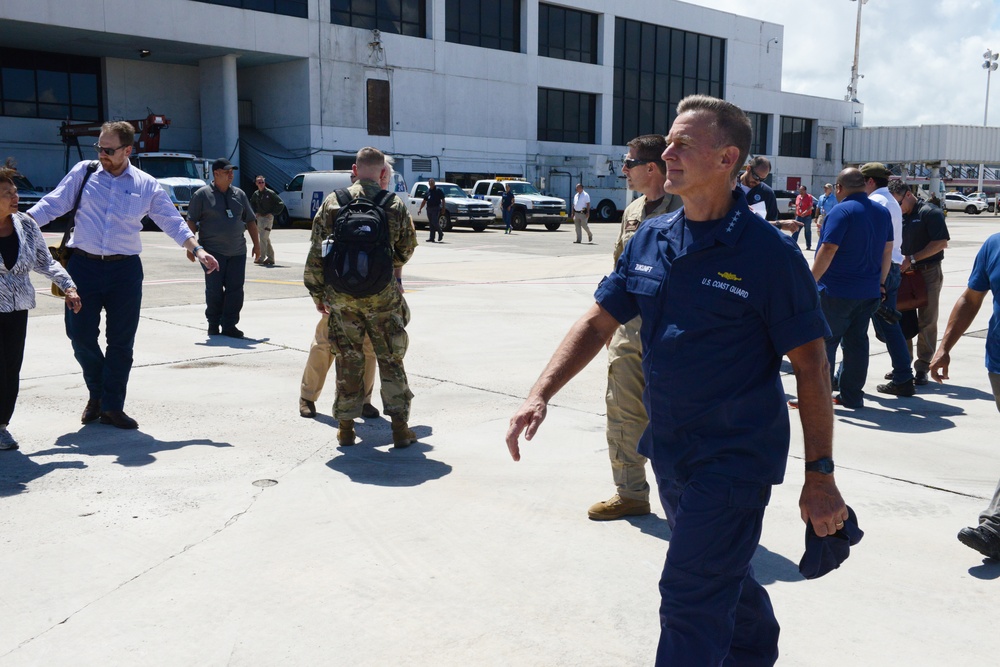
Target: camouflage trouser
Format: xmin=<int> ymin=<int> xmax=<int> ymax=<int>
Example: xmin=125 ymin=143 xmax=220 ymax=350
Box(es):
xmin=328 ymin=293 xmax=413 ymax=421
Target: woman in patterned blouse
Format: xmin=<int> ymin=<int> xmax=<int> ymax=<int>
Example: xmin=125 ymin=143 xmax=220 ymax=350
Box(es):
xmin=0 ymin=167 xmax=82 ymax=450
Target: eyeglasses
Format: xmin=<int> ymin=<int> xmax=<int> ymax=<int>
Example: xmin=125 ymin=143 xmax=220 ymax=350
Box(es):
xmin=748 ymin=169 xmax=767 ymax=183
xmin=93 ymin=143 xmax=128 ymax=156
xmin=622 ymin=153 xmax=652 ymax=169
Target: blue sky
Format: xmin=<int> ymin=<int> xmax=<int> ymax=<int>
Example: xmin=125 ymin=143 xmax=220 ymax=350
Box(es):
xmin=690 ymin=0 xmax=1000 ymax=127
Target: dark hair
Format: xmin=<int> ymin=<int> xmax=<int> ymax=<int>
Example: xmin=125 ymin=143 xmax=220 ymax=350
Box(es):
xmin=627 ymin=134 xmax=667 ymax=174
xmin=0 ymin=166 xmax=17 ymax=186
xmin=886 ymin=179 xmax=909 ymax=196
xmin=676 ymin=95 xmax=752 ymax=180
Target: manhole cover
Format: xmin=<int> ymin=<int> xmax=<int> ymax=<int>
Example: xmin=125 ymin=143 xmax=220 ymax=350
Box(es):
xmin=252 ymin=479 xmax=278 ymax=487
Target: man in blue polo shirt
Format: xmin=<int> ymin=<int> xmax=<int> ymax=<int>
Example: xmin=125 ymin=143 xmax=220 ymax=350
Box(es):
xmin=506 ymin=95 xmax=849 ymax=666
xmin=811 ymin=168 xmax=893 ymax=409
xmin=930 ymin=232 xmax=1000 ymax=560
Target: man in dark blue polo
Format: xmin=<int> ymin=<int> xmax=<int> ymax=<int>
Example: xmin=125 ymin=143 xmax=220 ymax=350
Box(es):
xmin=811 ymin=168 xmax=893 ymax=409
xmin=506 ymin=95 xmax=848 ymax=666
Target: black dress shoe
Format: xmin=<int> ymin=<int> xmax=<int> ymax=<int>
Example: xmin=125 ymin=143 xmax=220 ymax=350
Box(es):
xmin=208 ymin=324 xmax=221 ymax=336
xmin=100 ymin=410 xmax=139 ymax=429
xmin=82 ymin=399 xmax=101 ymax=424
xmin=915 ymin=371 xmax=929 ymax=386
xmin=221 ymin=327 xmax=244 ymax=339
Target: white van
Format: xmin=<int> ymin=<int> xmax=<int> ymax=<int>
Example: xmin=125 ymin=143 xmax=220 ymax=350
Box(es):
xmin=280 ymin=170 xmax=408 ymax=220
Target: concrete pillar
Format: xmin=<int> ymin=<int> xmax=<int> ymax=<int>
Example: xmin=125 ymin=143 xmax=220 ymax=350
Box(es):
xmin=199 ymin=54 xmax=240 ymax=167
xmin=929 ymin=162 xmax=944 ymax=200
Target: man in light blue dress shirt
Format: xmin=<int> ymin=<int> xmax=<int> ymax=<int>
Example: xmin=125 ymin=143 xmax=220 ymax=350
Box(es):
xmin=28 ymin=121 xmax=219 ymax=429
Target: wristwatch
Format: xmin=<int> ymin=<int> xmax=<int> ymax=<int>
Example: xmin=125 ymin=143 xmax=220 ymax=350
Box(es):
xmin=805 ymin=457 xmax=835 ymax=474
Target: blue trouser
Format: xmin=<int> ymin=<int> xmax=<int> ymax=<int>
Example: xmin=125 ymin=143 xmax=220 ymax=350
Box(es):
xmin=64 ymin=253 xmax=143 ymax=412
xmin=656 ymin=474 xmax=779 ymax=667
xmin=427 ymin=206 xmax=442 ymax=241
xmin=791 ymin=215 xmax=812 ymax=248
xmin=822 ymin=292 xmax=879 ymax=408
xmin=870 ymin=263 xmax=914 ymax=383
xmin=502 ymin=207 xmax=512 ymax=232
xmin=203 ymin=252 xmax=246 ymax=329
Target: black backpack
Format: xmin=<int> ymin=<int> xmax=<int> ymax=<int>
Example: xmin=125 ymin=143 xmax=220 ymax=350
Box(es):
xmin=322 ymin=188 xmax=395 ymax=297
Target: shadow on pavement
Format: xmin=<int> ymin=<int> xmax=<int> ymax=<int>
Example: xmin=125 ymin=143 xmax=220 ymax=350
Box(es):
xmin=0 ymin=451 xmax=87 ymax=496
xmin=752 ymin=544 xmax=807 ymax=585
xmin=968 ymin=558 xmax=1000 ymax=579
xmin=32 ymin=428 xmax=232 ymax=467
xmin=843 ymin=395 xmax=963 ymax=434
xmin=325 ymin=426 xmax=451 ymax=487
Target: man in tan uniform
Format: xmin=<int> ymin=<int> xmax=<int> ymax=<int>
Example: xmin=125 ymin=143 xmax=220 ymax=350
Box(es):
xmin=588 ymin=134 xmax=683 ymax=520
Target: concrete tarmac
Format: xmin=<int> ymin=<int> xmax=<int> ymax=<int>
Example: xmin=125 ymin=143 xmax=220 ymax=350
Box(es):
xmin=1 ymin=214 xmax=998 ymax=666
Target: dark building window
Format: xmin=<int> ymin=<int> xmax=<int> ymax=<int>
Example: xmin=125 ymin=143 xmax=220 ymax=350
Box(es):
xmin=0 ymin=48 xmax=101 ymax=122
xmin=612 ymin=18 xmax=725 ymax=145
xmin=747 ymin=112 xmax=769 ymax=156
xmin=192 ymin=0 xmax=308 ymax=18
xmin=779 ymin=116 xmax=813 ymax=158
xmin=445 ymin=0 xmax=521 ymax=53
xmin=367 ymin=79 xmax=391 ymax=136
xmin=539 ymin=3 xmax=598 ymax=64
xmin=331 ymin=0 xmax=425 ymax=38
xmin=538 ymin=88 xmax=596 ymax=144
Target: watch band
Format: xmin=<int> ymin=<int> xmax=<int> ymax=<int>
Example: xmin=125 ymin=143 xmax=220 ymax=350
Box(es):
xmin=805 ymin=457 xmax=835 ymax=474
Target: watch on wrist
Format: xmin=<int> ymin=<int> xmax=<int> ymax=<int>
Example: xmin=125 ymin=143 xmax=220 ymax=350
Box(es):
xmin=805 ymin=457 xmax=835 ymax=474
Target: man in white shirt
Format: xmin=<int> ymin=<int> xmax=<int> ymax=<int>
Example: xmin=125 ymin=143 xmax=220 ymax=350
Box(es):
xmin=28 ymin=121 xmax=219 ymax=429
xmin=861 ymin=162 xmax=915 ymax=397
xmin=572 ymin=183 xmax=592 ymax=244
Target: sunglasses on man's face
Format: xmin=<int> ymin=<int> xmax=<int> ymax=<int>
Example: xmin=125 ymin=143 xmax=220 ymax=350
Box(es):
xmin=621 ymin=153 xmax=652 ymax=169
xmin=94 ymin=144 xmax=128 ymax=156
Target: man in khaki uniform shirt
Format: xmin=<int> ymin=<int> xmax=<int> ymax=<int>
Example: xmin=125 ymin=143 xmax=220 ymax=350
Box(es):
xmin=589 ymin=134 xmax=683 ymax=520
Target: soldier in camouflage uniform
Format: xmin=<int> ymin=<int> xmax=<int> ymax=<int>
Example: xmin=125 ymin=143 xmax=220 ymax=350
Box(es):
xmin=304 ymin=147 xmax=418 ymax=447
xmin=589 ymin=135 xmax=682 ymax=521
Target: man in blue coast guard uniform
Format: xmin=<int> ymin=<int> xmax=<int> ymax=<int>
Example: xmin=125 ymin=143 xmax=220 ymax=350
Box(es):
xmin=506 ymin=95 xmax=849 ymax=666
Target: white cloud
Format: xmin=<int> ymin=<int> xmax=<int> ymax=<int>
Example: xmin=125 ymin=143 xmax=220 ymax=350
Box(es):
xmin=688 ymin=0 xmax=1000 ymax=127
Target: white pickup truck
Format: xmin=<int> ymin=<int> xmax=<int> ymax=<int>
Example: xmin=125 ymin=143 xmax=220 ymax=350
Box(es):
xmin=470 ymin=180 xmax=566 ymax=230
xmin=405 ymin=181 xmax=495 ymax=232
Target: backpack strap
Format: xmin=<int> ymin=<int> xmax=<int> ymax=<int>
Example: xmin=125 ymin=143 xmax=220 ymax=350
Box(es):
xmin=371 ymin=189 xmax=395 ymax=211
xmin=334 ymin=188 xmax=353 ymax=207
xmin=61 ymin=160 xmax=99 ymax=247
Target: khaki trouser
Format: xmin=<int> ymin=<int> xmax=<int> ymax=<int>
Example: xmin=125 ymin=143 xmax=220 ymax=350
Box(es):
xmin=605 ymin=315 xmax=650 ymax=501
xmin=300 ymin=313 xmax=375 ymax=404
xmin=256 ymin=213 xmax=274 ymax=263
xmin=573 ymin=211 xmax=592 ymax=242
xmin=905 ymin=262 xmax=944 ymax=373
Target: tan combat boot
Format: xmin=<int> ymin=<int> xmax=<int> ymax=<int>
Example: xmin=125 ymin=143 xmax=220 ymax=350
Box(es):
xmin=337 ymin=419 xmax=356 ymax=447
xmin=391 ymin=416 xmax=416 ymax=449
xmin=587 ymin=494 xmax=651 ymax=521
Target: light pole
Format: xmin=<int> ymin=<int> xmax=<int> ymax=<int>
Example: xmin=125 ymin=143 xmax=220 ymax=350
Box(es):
xmin=845 ymin=0 xmax=868 ymax=103
xmin=978 ymin=49 xmax=998 ymax=194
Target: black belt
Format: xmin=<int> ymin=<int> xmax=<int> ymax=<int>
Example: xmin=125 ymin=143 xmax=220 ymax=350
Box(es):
xmin=74 ymin=249 xmax=133 ymax=262
xmin=574 ymin=210 xmax=588 ymax=213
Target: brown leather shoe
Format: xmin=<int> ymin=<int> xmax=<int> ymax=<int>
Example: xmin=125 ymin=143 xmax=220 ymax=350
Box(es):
xmin=99 ymin=410 xmax=139 ymax=429
xmin=82 ymin=399 xmax=101 ymax=424
xmin=299 ymin=398 xmax=317 ymax=418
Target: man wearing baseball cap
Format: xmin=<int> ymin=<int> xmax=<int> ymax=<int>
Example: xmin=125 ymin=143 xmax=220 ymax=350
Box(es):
xmin=186 ymin=158 xmax=260 ymax=338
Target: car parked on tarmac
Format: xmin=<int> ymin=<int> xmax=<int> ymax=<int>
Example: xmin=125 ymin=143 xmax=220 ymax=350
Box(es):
xmin=944 ymin=192 xmax=988 ymax=214
xmin=771 ymin=190 xmax=797 ymax=220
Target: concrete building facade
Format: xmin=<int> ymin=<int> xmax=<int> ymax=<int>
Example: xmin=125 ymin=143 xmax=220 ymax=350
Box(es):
xmin=0 ymin=0 xmax=856 ymax=213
